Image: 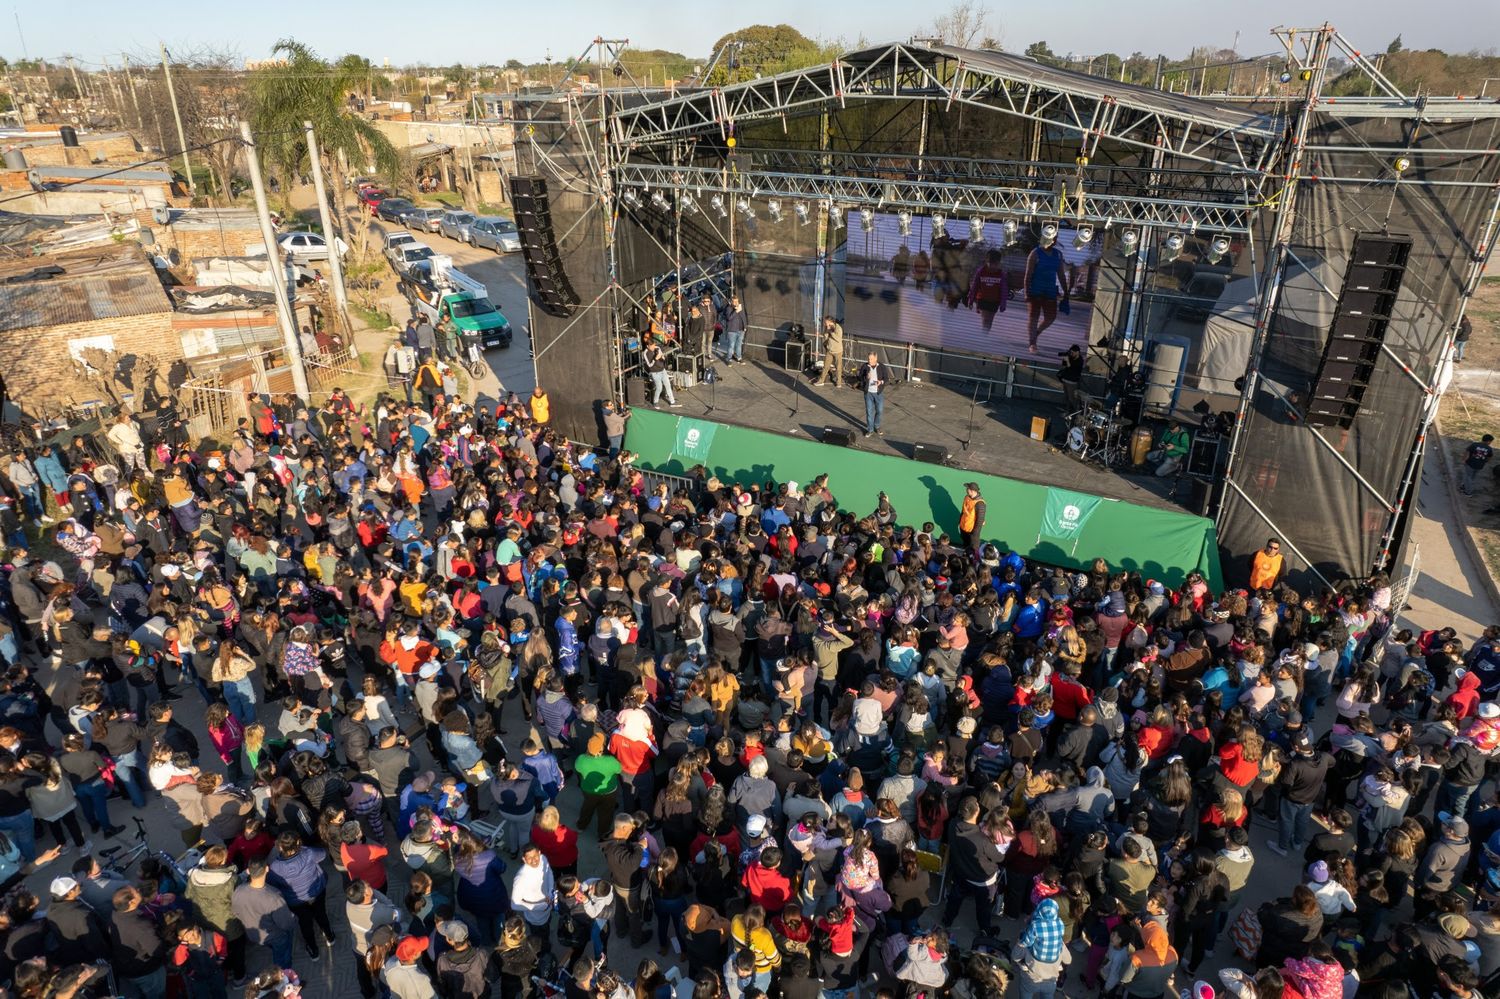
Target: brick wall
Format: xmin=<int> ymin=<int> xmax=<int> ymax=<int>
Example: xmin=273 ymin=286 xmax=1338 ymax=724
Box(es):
xmin=0 ymin=312 xmax=180 ymax=414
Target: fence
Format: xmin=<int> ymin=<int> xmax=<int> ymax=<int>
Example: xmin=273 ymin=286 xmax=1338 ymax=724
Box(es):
xmin=176 ymin=344 xmax=375 ymax=440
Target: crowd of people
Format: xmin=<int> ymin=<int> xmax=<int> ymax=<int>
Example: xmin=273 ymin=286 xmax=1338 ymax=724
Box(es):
xmin=0 ymin=376 xmax=1491 ymax=999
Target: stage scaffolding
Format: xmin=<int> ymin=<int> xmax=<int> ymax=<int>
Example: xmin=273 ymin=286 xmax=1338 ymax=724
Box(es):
xmin=507 ymin=26 xmax=1500 ymax=587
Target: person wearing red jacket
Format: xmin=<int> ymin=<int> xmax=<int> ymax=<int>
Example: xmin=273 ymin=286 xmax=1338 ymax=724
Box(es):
xmin=967 ymin=249 xmax=1010 ymax=331
xmin=740 ymin=847 xmax=792 ymax=913
xmin=1048 ymin=663 xmax=1094 ymax=723
xmin=610 ymin=727 xmax=657 ymax=813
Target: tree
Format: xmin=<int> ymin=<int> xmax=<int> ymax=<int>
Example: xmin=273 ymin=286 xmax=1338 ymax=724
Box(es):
xmin=1024 ymin=41 xmax=1062 ymax=67
xmin=706 ymin=25 xmax=838 ymax=84
xmin=1387 ymin=35 xmax=1404 ymax=54
xmin=503 ymin=58 xmax=524 ymax=71
xmin=247 ymin=39 xmax=400 ymax=279
xmin=930 ymin=1 xmax=1000 ymax=49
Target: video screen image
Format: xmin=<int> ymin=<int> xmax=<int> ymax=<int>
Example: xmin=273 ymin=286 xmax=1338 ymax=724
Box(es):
xmin=843 ymin=214 xmax=1101 ymax=360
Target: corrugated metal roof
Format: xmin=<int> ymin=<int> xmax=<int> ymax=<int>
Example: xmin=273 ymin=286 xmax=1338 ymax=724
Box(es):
xmin=0 ymin=248 xmax=170 ymax=331
xmin=409 ymin=142 xmax=452 ymax=159
xmin=30 ymin=165 xmax=173 ymax=182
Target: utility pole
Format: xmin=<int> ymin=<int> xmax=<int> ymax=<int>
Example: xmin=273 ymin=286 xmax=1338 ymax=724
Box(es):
xmin=240 ymin=120 xmax=310 ymax=402
xmin=303 ymin=120 xmax=356 ymax=358
xmin=120 ymin=55 xmax=145 ymax=136
xmin=65 ymin=56 xmax=83 ymax=106
xmin=159 ymin=43 xmax=196 ymax=198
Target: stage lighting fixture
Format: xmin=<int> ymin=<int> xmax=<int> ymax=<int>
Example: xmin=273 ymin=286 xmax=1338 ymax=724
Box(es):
xmin=650 ymin=190 xmax=670 ymax=212
xmin=1207 ymin=236 xmax=1231 ymax=264
xmin=620 ymin=188 xmax=641 ymax=209
xmin=1073 ymin=224 xmax=1094 ymax=248
xmin=969 ymin=216 xmax=985 ymax=242
xmin=1119 ymin=228 xmax=1141 ymax=256
xmin=860 ymin=208 xmax=875 ymax=233
xmin=736 ymin=198 xmax=755 ymax=220
xmin=1279 ymin=70 xmax=1293 ymax=83
xmin=1164 ymin=232 xmax=1186 ymax=259
xmin=680 ymin=193 xmax=700 ymax=215
xmin=829 ymin=204 xmax=844 ymax=228
xmin=793 ymin=202 xmax=810 ymax=226
xmin=710 ymin=194 xmax=728 ymax=218
xmin=1000 ymin=219 xmax=1018 ymax=246
xmin=931 ymin=212 xmax=947 ymax=238
xmin=1393 ymin=156 xmax=1412 ymax=174
xmin=766 ymin=199 xmax=783 ymax=222
xmin=1040 ymin=222 xmax=1059 ymax=244
xmin=897 ymin=211 xmax=912 ymax=237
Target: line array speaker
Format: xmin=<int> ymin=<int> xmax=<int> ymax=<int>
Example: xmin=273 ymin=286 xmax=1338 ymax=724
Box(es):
xmin=509 ymin=176 xmax=581 ymax=318
xmin=1306 ymin=233 xmax=1411 ymax=428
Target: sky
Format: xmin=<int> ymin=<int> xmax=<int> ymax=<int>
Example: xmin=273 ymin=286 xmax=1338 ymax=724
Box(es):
xmin=19 ymin=0 xmax=1500 ymax=69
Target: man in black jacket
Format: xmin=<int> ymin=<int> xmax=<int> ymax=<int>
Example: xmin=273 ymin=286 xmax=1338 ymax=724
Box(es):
xmin=940 ymin=798 xmax=1002 ymax=935
xmin=44 ymin=876 xmax=109 ymax=969
xmin=859 ymin=352 xmax=893 ymax=437
xmin=599 ymin=814 xmax=649 ymax=948
xmin=335 ymin=701 xmax=373 ymax=773
xmin=435 ymin=919 xmax=499 ymax=999
xmin=107 ymin=885 xmax=168 ymax=997
xmin=1269 ymin=730 xmax=1331 ymax=856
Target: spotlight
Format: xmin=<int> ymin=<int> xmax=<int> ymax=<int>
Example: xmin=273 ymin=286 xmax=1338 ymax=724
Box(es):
xmin=766 ymin=199 xmax=783 ymax=223
xmin=969 ymin=216 xmax=985 ymax=242
xmin=736 ymin=198 xmax=755 ymax=220
xmin=710 ymin=194 xmax=728 ymax=218
xmin=1040 ymin=222 xmax=1059 ymax=244
xmin=680 ymin=193 xmax=700 ymax=215
xmin=1164 ymin=232 xmax=1186 ymax=258
xmin=1000 ymin=219 xmax=1017 ymax=246
xmin=1073 ymin=224 xmax=1094 ymax=248
xmin=1207 ymin=235 xmax=1231 ymax=264
xmin=1119 ymin=228 xmax=1141 ymax=256
xmin=793 ymin=202 xmax=810 ymax=226
xmin=897 ymin=211 xmax=912 ymax=237
xmin=829 ymin=204 xmax=844 ymax=228
xmin=860 ymin=208 xmax=875 ymax=233
xmin=1393 ymin=156 xmax=1412 ymax=174
xmin=650 ymin=190 xmax=670 ymax=212
xmin=1279 ymin=70 xmax=1293 ymax=84
xmin=620 ymin=188 xmax=641 ymax=209
xmin=931 ymin=212 xmax=946 ymax=238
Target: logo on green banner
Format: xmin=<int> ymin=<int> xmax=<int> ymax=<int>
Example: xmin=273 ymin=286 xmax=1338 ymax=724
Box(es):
xmin=673 ymin=418 xmax=717 ymax=463
xmin=1039 ymin=488 xmax=1103 ymax=553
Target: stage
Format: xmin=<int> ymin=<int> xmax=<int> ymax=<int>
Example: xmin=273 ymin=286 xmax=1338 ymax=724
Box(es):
xmin=661 ymin=355 xmax=1194 ymax=515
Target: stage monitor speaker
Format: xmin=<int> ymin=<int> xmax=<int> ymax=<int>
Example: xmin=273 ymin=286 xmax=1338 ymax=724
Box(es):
xmin=784 ymin=341 xmax=805 ymax=372
xmin=1186 ymin=433 xmax=1223 ymax=478
xmin=912 ymin=442 xmax=949 ymax=465
xmin=625 ymin=377 xmax=647 ymax=408
xmin=1306 ymin=231 xmax=1411 ymax=429
xmin=508 ymin=175 xmax=580 ymax=318
xmin=821 ymin=426 xmax=856 ymax=447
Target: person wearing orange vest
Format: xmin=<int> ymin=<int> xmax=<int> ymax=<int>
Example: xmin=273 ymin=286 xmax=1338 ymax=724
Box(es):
xmin=529 ymin=386 xmax=551 ymax=424
xmin=958 ymin=482 xmax=986 ymax=554
xmin=1249 ymin=537 xmax=1284 ymax=591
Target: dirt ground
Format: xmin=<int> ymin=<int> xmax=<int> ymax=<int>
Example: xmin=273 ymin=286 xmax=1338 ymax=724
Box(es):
xmin=1438 ymin=276 xmax=1500 ymax=578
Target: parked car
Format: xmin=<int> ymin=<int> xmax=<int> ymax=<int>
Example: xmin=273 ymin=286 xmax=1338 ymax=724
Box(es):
xmin=389 ymin=242 xmax=434 ymax=275
xmin=404 ymin=207 xmax=445 ymax=233
xmin=439 ymin=209 xmax=478 ymax=242
xmin=356 ymin=187 xmax=388 ymax=214
xmin=278 ymin=231 xmax=349 ymax=265
xmin=468 ymin=216 xmax=521 ymax=253
xmin=375 ymin=197 xmax=416 ymax=222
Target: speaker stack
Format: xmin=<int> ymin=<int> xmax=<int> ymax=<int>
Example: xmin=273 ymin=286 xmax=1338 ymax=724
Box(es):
xmin=1305 ymin=233 xmax=1411 ymax=429
xmin=510 ymin=176 xmax=581 ymax=318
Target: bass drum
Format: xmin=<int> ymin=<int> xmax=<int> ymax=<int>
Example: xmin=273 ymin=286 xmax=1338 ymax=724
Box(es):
xmin=1067 ymin=426 xmax=1087 ymax=453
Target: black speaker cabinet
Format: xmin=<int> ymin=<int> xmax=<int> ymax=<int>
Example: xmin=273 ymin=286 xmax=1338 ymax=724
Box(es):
xmin=508 ymin=175 xmax=580 ymax=318
xmin=912 ymin=442 xmax=949 ymax=464
xmin=822 ymin=426 xmax=856 ymax=447
xmin=625 ymin=377 xmax=647 ymax=408
xmin=1186 ymin=433 xmax=1223 ymax=478
xmin=1306 ymin=232 xmax=1411 ymax=429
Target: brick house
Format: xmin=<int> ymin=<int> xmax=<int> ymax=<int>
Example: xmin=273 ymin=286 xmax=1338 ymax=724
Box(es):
xmin=0 ymin=245 xmax=180 ymax=420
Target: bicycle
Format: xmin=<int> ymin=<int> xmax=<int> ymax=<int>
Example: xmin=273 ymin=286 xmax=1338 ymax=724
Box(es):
xmin=97 ymin=816 xmax=205 ymax=881
xmin=462 ymin=337 xmax=488 ymax=380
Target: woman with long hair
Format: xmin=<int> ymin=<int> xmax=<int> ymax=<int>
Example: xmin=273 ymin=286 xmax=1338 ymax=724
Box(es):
xmin=204 ymin=703 xmax=245 ymax=783
xmin=496 ymin=915 xmax=539 ymax=999
xmin=649 ymin=846 xmax=692 ymax=958
xmin=454 ymin=828 xmax=509 ymax=944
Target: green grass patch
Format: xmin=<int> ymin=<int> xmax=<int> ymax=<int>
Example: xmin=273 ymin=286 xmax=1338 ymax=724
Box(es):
xmin=351 ymin=304 xmax=397 ymax=330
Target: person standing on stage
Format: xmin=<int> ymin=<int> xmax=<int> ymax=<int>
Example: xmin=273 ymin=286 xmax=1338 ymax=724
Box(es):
xmin=860 ymin=352 xmax=892 ymax=438
xmin=722 ymin=296 xmax=747 ymax=364
xmin=816 ymin=317 xmax=844 ymax=388
xmin=1023 ymin=228 xmax=1069 ymax=354
xmin=966 ymin=249 xmax=1009 ymax=332
xmin=643 ymin=342 xmax=680 ymax=409
xmin=958 ymin=482 xmax=987 ymax=554
xmin=1057 ymin=343 xmax=1085 ymax=412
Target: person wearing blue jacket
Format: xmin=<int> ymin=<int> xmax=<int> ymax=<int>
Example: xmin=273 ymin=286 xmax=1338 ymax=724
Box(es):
xmin=267 ymin=831 xmax=335 ymax=960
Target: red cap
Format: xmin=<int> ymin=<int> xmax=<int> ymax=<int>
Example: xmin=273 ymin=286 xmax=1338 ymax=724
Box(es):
xmin=396 ymin=936 xmax=429 ymax=963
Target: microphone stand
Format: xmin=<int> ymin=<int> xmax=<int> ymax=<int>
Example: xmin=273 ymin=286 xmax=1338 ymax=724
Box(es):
xmin=787 ymin=327 xmax=808 ymax=419
xmin=960 ymin=369 xmax=983 ymax=451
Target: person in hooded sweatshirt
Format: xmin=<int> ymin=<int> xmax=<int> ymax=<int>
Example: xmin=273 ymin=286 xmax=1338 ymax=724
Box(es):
xmin=1014 ymin=897 xmax=1067 ymax=995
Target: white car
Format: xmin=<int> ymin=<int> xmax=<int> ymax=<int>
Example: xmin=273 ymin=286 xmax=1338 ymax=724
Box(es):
xmin=278 ymin=231 xmax=349 ymax=265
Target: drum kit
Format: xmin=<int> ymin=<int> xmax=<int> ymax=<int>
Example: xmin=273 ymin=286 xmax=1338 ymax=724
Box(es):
xmin=1064 ymin=400 xmax=1130 ymax=467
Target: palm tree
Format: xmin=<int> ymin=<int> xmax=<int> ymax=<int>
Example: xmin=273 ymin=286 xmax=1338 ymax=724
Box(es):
xmin=247 ymin=39 xmax=400 ymax=235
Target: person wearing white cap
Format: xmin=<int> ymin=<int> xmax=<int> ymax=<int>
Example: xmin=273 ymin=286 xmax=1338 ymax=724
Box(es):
xmin=44 ymin=874 xmax=108 ymax=966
